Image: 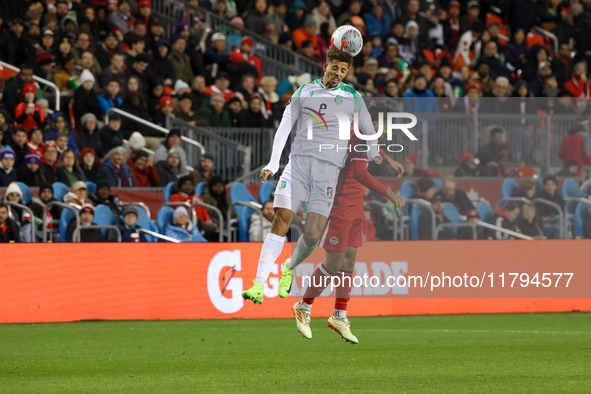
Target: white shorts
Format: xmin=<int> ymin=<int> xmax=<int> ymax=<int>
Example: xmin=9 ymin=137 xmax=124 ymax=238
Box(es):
xmin=274 ymin=155 xmax=340 ymax=217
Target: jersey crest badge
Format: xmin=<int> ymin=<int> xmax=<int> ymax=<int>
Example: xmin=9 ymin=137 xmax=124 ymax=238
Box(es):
xmin=334 ymin=95 xmax=343 ymax=105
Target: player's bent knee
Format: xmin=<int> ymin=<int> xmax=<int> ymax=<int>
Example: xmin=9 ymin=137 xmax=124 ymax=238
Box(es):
xmin=270 ymin=208 xmax=292 ymax=236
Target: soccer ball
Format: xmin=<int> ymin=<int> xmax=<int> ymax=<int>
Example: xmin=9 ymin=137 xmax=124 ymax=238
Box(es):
xmin=330 ymin=26 xmax=363 ymax=57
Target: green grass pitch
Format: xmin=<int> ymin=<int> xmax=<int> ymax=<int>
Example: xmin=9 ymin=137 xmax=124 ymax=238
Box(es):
xmin=0 ymin=313 xmax=589 ymax=393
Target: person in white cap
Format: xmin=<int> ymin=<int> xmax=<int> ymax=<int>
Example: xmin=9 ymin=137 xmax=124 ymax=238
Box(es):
xmin=73 ymin=70 xmax=103 ymax=125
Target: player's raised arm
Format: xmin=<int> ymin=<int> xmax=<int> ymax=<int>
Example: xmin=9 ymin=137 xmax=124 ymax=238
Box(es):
xmin=350 ymin=158 xmax=405 ymax=208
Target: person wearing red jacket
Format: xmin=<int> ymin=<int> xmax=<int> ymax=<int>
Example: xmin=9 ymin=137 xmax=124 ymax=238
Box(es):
xmin=14 ymin=84 xmax=44 ymax=131
xmin=238 ymin=36 xmax=262 ymax=85
xmin=558 ymin=116 xmax=591 ymax=175
xmin=127 ymin=150 xmax=160 ymax=187
xmin=169 ymin=175 xmax=218 ymax=232
xmin=292 ymin=17 xmax=321 ymax=60
xmin=565 ymin=63 xmax=591 ymax=112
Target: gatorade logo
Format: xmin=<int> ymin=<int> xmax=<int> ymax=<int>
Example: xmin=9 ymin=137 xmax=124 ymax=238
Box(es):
xmin=207 ymin=250 xmax=244 ymax=313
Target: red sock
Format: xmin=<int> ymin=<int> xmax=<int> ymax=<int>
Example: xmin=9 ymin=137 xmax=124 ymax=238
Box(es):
xmin=302 ymin=263 xmax=335 ymax=305
xmin=335 ymin=270 xmax=353 ymax=312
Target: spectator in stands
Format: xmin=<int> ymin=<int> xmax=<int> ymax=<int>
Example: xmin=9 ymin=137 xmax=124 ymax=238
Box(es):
xmin=476 ymin=127 xmax=508 ymax=169
xmin=153 ymin=129 xmax=188 ymax=174
xmin=504 ymin=28 xmax=529 ymax=73
xmin=175 ymin=93 xmax=203 ymax=126
xmin=99 ymin=146 xmax=135 ymax=187
xmin=559 ymin=116 xmax=591 ymax=174
xmin=17 ymin=152 xmax=45 ymax=187
xmin=293 ymin=16 xmax=320 ymax=60
xmin=435 ymin=175 xmax=474 ymax=215
xmin=56 ymin=149 xmax=86 ymax=186
xmin=15 ymin=84 xmax=44 ymax=131
xmin=249 ymin=200 xmax=275 ymax=242
xmin=9 ymin=127 xmax=30 ymax=168
xmin=0 ymin=202 xmax=20 ymax=243
xmin=516 ymin=203 xmax=544 ymax=239
xmin=100 ymin=115 xmax=124 ymax=154
xmin=226 ymin=96 xmax=243 ymax=127
xmin=28 ymin=182 xmax=61 ymax=232
xmin=190 ymin=76 xmax=210 ymax=113
xmin=516 ymin=180 xmax=536 ymax=201
xmin=108 ymin=205 xmax=147 ymax=243
xmin=487 ymin=201 xmax=521 ymax=240
xmin=404 ymin=74 xmax=438 ymax=114
xmin=98 ymin=79 xmax=123 ymax=113
xmin=121 ymin=91 xmax=154 ymax=138
xmin=152 ymin=95 xmax=174 ymax=127
xmin=164 ymin=206 xmax=207 ymax=243
xmin=74 ymin=113 xmax=104 ymax=158
xmin=414 ymin=178 xmax=437 ymax=201
xmin=535 ymin=175 xmax=564 ymax=239
xmin=124 ymin=33 xmax=146 ymax=69
xmin=311 ymin=1 xmax=336 ymax=35
xmin=152 ymin=39 xmax=176 ymax=88
xmin=109 ymin=0 xmax=135 ymax=35
xmin=258 ymin=76 xmax=280 ymax=122
xmin=168 ymin=36 xmax=194 ymax=85
xmin=72 ymin=181 xmax=93 ymax=206
xmin=27 ymin=127 xmax=44 ymax=156
xmin=555 ymin=159 xmax=579 ymax=178
xmin=73 ymin=70 xmax=103 ymax=126
xmin=0 ymin=109 xmax=11 ymax=139
xmin=454 ymin=153 xmax=480 ymax=177
xmin=128 ymin=150 xmax=159 ymax=187
xmin=45 ymin=113 xmax=78 ymax=154
xmin=198 ymin=93 xmax=232 ymax=127
xmin=80 ymin=148 xmax=101 ymax=184
xmin=483 ymin=77 xmax=511 ymax=114
xmin=54 ymin=55 xmax=78 ymax=94
xmin=40 ymin=141 xmax=58 ymax=184
xmin=99 ymin=52 xmax=126 ymax=89
xmin=400 ymin=154 xmax=427 ymax=177
xmin=66 ymin=203 xmax=106 ymax=243
xmin=3 ymin=65 xmax=34 ymax=115
xmin=202 ymin=176 xmax=237 ymax=232
xmin=239 ymin=94 xmax=271 ymax=128
xmin=364 ymin=3 xmax=392 ymax=41
xmin=89 ymin=180 xmax=124 ymax=217
xmin=169 ymin=175 xmax=217 ymax=232
xmin=156 ymin=147 xmax=182 ymax=186
xmin=553 ymin=90 xmax=578 ymax=116
xmin=481 ymin=149 xmax=512 ymax=178
xmin=457 ymin=209 xmax=485 ymax=240
xmin=286 ymin=0 xmax=306 ymax=31
xmin=419 ymin=195 xmax=453 ymax=240
xmin=190 ymin=152 xmax=215 ymax=185
xmin=0 ymin=147 xmax=17 ymax=187
xmin=235 ymin=74 xmax=257 ymax=103
xmin=565 ymin=62 xmax=591 ymax=112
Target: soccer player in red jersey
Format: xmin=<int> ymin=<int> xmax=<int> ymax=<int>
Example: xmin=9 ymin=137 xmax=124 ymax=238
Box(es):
xmin=290 ymin=103 xmax=405 ymax=343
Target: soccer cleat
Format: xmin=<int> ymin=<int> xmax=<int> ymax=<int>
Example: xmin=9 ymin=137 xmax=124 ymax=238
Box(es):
xmin=327 ymin=316 xmax=358 ymax=344
xmin=242 ymin=280 xmax=264 ymax=305
xmin=292 ymin=302 xmax=312 ymax=339
xmin=278 ymin=259 xmax=293 ymax=298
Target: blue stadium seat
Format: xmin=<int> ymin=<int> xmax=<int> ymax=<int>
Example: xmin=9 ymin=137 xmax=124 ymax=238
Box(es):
xmin=443 ymin=202 xmax=462 ymax=234
xmin=16 ymin=182 xmax=33 ymax=204
xmin=60 ymin=207 xmax=79 ymax=242
xmin=476 ymin=202 xmax=495 ymax=223
xmin=195 ymin=182 xmax=207 ymax=197
xmin=135 ymin=205 xmax=158 ymax=242
xmin=157 ymin=206 xmax=174 ymax=234
xmin=93 ymin=204 xmax=116 ymax=237
xmin=230 ymin=182 xmax=258 ymax=242
xmin=561 ymin=178 xmax=583 ymax=199
xmin=53 ymin=182 xmax=69 ymax=202
xmin=410 ymin=204 xmax=427 ymax=240
xmin=164 ymin=182 xmax=176 ymax=202
xmin=574 ymin=202 xmax=590 ymax=238
xmin=532 ymin=178 xmax=543 ymax=191
xmin=86 ymin=181 xmax=97 ymax=195
xmin=501 ymin=178 xmax=519 ymax=199
xmin=400 ymin=180 xmax=418 ymax=216
xmin=433 ymin=178 xmax=442 ymax=191
xmin=259 ymin=181 xmax=276 ymax=204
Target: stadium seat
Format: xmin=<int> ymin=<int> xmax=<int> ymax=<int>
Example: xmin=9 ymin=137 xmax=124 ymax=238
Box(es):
xmin=501 ymin=178 xmax=519 ymax=199
xmin=433 ymin=178 xmax=442 ymax=191
xmin=562 ymin=178 xmax=584 ymax=215
xmin=135 ymin=205 xmax=158 ymax=242
xmin=532 ymin=178 xmax=543 ymax=191
xmin=16 ymin=182 xmax=33 ymax=204
xmin=93 ymin=204 xmax=116 ymax=237
xmin=164 ymin=182 xmax=176 ymax=202
xmin=574 ymin=202 xmax=590 ymax=238
xmin=400 ymin=180 xmax=417 ymax=216
xmin=230 ymin=182 xmax=258 ymax=242
xmin=60 ymin=207 xmax=79 ymax=242
xmin=476 ymin=202 xmax=495 ymax=223
xmin=86 ymin=181 xmax=97 ymax=194
xmin=195 ymin=182 xmax=207 ymax=196
xmin=53 ymin=182 xmax=69 ymax=202
xmin=259 ymin=181 xmax=276 ymax=204
xmin=443 ymin=202 xmax=462 ymax=235
xmin=410 ymin=204 xmax=427 ymax=240
xmin=157 ymin=206 xmax=174 ymax=234
xmin=526 ymin=32 xmax=545 ymax=48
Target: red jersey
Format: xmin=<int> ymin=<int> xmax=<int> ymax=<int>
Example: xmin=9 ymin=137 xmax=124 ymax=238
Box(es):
xmin=334 ymin=135 xmax=389 ymax=209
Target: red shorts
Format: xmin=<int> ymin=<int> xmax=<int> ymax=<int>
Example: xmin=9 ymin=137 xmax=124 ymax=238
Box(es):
xmin=319 ymin=205 xmax=363 ymax=253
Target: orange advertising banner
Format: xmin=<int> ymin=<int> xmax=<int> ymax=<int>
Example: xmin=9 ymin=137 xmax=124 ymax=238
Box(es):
xmin=0 ymin=241 xmax=590 ymax=324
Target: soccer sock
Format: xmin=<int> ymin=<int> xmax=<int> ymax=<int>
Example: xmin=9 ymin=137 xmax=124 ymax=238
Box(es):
xmin=285 ymin=234 xmax=319 ymax=270
xmin=255 ymin=233 xmax=285 ymax=287
xmin=302 ymin=262 xmax=336 ymax=307
xmin=334 ymin=270 xmax=353 ymax=319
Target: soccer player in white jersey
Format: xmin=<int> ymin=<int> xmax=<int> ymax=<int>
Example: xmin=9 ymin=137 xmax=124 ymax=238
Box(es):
xmin=242 ymin=47 xmax=403 ymax=304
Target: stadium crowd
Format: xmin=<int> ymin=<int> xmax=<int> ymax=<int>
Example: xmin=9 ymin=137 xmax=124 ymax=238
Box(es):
xmin=2 ymin=0 xmax=591 ymax=243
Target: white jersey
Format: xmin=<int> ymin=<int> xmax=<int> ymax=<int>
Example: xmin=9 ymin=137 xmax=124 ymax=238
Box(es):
xmin=284 ymin=79 xmax=376 ymax=168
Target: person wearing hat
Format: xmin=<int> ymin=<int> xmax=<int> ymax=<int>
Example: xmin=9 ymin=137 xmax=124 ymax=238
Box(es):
xmin=108 ymin=205 xmax=147 ymax=242
xmin=40 ymin=140 xmax=59 ymax=184
xmin=0 ymin=202 xmax=21 ymax=243
xmin=203 ymin=32 xmax=231 ymax=81
xmin=164 ymin=206 xmax=207 ymax=243
xmin=554 ymin=159 xmax=580 ymax=178
xmin=89 ymin=179 xmax=124 ymax=217
xmin=27 ymin=182 xmax=61 ymax=235
xmin=151 ymin=39 xmax=176 ymax=87
xmin=156 ymin=147 xmax=183 ymax=186
xmin=292 ymin=16 xmax=320 ymax=59
xmin=99 ymin=146 xmax=135 ymax=187
xmin=226 ymin=96 xmax=244 ymax=126
xmin=108 ymin=0 xmax=135 ymax=35
xmin=403 ymin=73 xmax=439 ymax=114
xmin=168 ymin=35 xmax=194 ymax=85
xmin=454 ymin=152 xmax=480 ymax=177
xmin=73 ymin=69 xmax=103 ymax=127
xmin=418 ymin=194 xmax=454 ymax=240
xmin=457 ymin=209 xmax=485 ymax=240
xmin=434 ymin=175 xmax=475 ymax=215
xmin=74 ymin=113 xmax=105 ymax=158
xmin=558 ymin=115 xmax=591 ymax=176
xmin=99 ymin=114 xmax=124 ymax=156
xmin=0 ymin=146 xmax=17 ymax=186
xmin=128 ymin=150 xmax=160 ymax=187
xmin=153 ymin=129 xmax=188 ymax=174
xmin=441 ymin=0 xmax=463 ymax=48
xmin=14 ymin=83 xmax=44 ymax=132
xmin=35 ymin=52 xmax=55 ymax=82
xmin=460 ymin=1 xmax=481 ymax=30
xmin=481 ymin=148 xmax=512 ymax=177
xmin=66 ymin=203 xmax=106 ymax=242
xmin=202 ymin=176 xmax=237 ymax=233
xmin=169 ymin=176 xmax=216 ymax=233
xmin=203 ymin=73 xmax=236 ymax=104
xmin=174 ymin=93 xmax=203 ymax=126
xmin=401 ymin=154 xmax=427 ymax=177
xmin=190 ymin=151 xmax=215 ymax=185
xmin=414 ymin=177 xmax=437 ymax=201
xmin=198 ymin=93 xmax=232 ymax=127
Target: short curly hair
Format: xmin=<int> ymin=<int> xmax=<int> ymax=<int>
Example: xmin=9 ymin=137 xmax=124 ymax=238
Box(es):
xmin=326 ymin=46 xmax=353 ymax=66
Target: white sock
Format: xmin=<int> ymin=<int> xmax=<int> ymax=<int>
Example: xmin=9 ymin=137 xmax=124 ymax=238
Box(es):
xmin=334 ymin=309 xmax=346 ymax=319
xmin=285 ymin=235 xmax=318 ymax=270
xmin=255 ymin=233 xmax=285 ymax=287
xmin=298 ymin=301 xmax=312 ymax=311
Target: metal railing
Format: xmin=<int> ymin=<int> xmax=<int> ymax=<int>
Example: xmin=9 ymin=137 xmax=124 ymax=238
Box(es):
xmin=42 ymin=202 xmax=79 ymax=243
xmin=0 ymin=61 xmax=61 ymax=111
xmin=138 ymin=228 xmax=181 ymax=243
xmin=229 ymin=201 xmax=265 ymax=242
xmin=5 ymin=201 xmax=36 ymax=243
xmin=168 ymin=117 xmax=252 ymax=182
xmin=477 ymin=220 xmax=534 ymax=240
